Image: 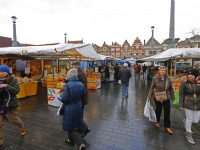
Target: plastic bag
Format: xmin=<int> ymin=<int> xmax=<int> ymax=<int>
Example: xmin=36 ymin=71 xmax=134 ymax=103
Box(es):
xmin=144 ymin=100 xmax=150 ymax=118
xmin=149 ymin=105 xmax=157 ymax=122
xmin=144 ymin=100 xmax=157 ymax=122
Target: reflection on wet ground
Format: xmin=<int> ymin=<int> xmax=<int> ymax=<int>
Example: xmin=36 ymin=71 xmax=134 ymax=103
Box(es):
xmin=3 ymin=72 xmax=200 ymax=150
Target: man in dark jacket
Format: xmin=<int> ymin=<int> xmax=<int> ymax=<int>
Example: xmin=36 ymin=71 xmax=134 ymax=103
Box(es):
xmin=72 ymin=61 xmax=91 ymax=138
xmin=118 ymin=63 xmax=132 ymax=98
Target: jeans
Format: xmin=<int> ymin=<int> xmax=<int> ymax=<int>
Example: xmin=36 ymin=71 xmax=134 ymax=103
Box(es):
xmin=121 ymin=82 xmax=129 ymax=96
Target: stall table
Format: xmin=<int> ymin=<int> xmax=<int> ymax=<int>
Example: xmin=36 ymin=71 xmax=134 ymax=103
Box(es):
xmin=17 ymin=81 xmax=38 ymax=98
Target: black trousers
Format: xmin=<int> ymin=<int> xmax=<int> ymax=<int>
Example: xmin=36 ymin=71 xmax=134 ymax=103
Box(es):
xmin=154 ymin=99 xmax=171 ymax=128
xmin=68 ymin=130 xmax=82 ymax=147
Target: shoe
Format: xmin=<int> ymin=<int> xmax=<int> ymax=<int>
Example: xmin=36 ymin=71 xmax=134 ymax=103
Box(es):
xmin=0 ymin=143 xmax=4 ymax=149
xmin=81 ymin=128 xmax=91 ymax=138
xmin=186 ymin=131 xmax=195 ymax=144
xmin=154 ymin=123 xmax=160 ymax=128
xmin=65 ymin=139 xmax=74 ymax=145
xmin=79 ymin=144 xmax=86 ymax=150
xmin=166 ymin=128 xmax=173 ymax=134
xmin=122 ymin=96 xmax=125 ymax=98
xmin=20 ymin=128 xmax=26 ymax=136
xmin=126 ymin=94 xmax=128 ymax=97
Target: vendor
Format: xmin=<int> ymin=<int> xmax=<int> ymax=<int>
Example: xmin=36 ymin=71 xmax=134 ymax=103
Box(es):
xmin=86 ymin=65 xmax=94 ymax=74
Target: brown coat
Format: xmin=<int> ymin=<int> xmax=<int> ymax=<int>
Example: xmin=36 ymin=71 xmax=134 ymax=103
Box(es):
xmin=147 ymin=75 xmax=174 ymax=101
xmin=77 ymin=68 xmax=89 ymax=105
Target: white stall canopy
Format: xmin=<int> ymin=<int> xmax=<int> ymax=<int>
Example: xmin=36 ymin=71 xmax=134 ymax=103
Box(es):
xmin=137 ymin=48 xmax=200 ymax=62
xmin=97 ymin=54 xmax=116 ymax=60
xmin=0 ymin=43 xmax=100 ymax=59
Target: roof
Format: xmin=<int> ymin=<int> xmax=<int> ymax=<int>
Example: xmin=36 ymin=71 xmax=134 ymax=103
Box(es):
xmin=144 ymin=37 xmax=161 ymax=46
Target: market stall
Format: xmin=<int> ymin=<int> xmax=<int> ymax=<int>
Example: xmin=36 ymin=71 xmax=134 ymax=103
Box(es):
xmin=137 ymin=48 xmax=200 ymax=105
xmin=0 ymin=43 xmax=101 ymax=107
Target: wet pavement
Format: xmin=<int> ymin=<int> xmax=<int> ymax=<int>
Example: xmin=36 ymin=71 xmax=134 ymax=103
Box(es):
xmin=3 ymin=72 xmax=200 ymax=150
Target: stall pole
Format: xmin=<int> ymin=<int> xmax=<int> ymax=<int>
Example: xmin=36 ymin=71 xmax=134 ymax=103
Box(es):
xmin=170 ymin=59 xmax=173 ymax=76
xmin=52 ymin=56 xmax=55 ymax=88
xmin=174 ymin=58 xmax=177 ymax=84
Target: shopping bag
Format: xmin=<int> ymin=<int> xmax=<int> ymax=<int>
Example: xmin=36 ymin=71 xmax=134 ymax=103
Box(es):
xmin=149 ymin=105 xmax=157 ymax=122
xmin=57 ymin=103 xmax=65 ymax=115
xmin=144 ymin=100 xmax=150 ymax=118
xmin=118 ymin=80 xmax=121 ymax=84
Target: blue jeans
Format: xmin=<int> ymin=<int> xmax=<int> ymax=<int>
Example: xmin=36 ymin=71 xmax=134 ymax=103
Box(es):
xmin=121 ymin=82 xmax=129 ymax=96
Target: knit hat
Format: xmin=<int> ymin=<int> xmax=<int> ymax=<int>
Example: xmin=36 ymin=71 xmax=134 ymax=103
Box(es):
xmin=67 ymin=69 xmax=78 ymax=79
xmin=188 ymin=69 xmax=199 ymax=78
xmin=72 ymin=61 xmax=81 ymax=66
xmin=0 ymin=65 xmax=10 ymax=73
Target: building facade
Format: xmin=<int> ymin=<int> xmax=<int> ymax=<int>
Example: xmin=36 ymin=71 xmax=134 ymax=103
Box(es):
xmin=130 ymin=37 xmax=144 ymax=59
xmin=110 ymin=42 xmax=121 ymax=59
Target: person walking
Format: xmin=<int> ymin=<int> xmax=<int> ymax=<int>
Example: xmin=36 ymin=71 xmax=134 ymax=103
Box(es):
xmin=134 ymin=63 xmax=139 ymax=79
xmin=114 ymin=63 xmax=119 ymax=84
xmin=0 ymin=65 xmax=26 ymax=149
xmin=179 ymin=69 xmax=200 ymax=144
xmin=72 ymin=61 xmax=91 ymax=138
xmin=147 ymin=66 xmax=174 ymax=134
xmin=105 ymin=63 xmax=110 ymax=83
xmin=118 ymin=63 xmax=132 ymax=98
xmin=61 ymin=68 xmax=86 ymax=150
xmin=142 ymin=64 xmax=147 ymax=77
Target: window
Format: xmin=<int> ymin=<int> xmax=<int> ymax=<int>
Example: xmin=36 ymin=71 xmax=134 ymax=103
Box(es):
xmin=116 ymin=53 xmax=120 ymax=57
xmin=105 ymin=53 xmax=108 ymax=56
xmin=122 ymin=52 xmax=126 ymax=56
xmin=150 ymin=42 xmax=155 ymax=46
xmin=111 ymin=53 xmax=115 ymax=57
xmin=163 ymin=46 xmax=168 ymax=50
xmin=145 ymin=50 xmax=149 ymax=56
xmin=116 ymin=48 xmax=120 ymax=51
xmin=103 ymin=47 xmax=106 ymax=51
xmin=157 ymin=50 xmax=161 ymax=54
xmin=138 ymin=51 xmax=143 ymax=55
xmin=111 ymin=48 xmax=115 ymax=51
xmin=124 ymin=45 xmax=128 ymax=49
xmin=136 ymin=44 xmax=139 ymax=49
xmin=126 ymin=53 xmax=130 ymax=57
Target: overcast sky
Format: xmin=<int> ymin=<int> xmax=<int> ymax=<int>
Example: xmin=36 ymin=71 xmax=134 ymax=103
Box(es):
xmin=0 ymin=0 xmax=200 ymax=46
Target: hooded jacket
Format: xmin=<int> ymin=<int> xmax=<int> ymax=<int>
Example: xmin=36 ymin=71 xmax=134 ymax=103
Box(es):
xmin=179 ymin=77 xmax=200 ymax=111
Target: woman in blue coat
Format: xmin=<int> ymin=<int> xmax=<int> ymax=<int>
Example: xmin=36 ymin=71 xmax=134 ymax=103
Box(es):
xmin=61 ymin=69 xmax=86 ymax=150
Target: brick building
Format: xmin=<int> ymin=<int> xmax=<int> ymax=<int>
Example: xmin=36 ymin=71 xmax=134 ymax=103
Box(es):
xmin=0 ymin=36 xmax=12 ymax=47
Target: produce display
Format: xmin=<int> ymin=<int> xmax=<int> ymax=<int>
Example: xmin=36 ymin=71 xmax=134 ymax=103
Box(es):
xmin=87 ymin=72 xmax=101 ymax=89
xmin=42 ymin=74 xmax=65 ymax=89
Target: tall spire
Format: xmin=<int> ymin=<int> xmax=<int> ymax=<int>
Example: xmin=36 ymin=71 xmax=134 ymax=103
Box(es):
xmin=169 ymin=0 xmax=175 ymax=48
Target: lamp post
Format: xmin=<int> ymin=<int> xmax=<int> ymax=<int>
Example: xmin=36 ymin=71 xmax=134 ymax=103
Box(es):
xmin=11 ymin=16 xmax=17 ymax=47
xmin=151 ymin=26 xmax=155 ymax=56
xmin=64 ymin=33 xmax=67 ymax=43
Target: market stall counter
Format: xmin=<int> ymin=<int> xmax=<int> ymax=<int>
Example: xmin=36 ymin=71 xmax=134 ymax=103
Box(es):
xmin=16 ymin=77 xmax=38 ymax=99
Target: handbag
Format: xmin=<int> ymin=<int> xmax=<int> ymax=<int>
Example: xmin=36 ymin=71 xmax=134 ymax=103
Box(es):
xmin=154 ymin=78 xmax=168 ymax=102
xmin=57 ymin=84 xmax=70 ymax=115
xmin=57 ymin=103 xmax=65 ymax=115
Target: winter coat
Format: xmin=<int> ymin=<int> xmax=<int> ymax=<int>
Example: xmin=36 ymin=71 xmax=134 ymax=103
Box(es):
xmin=105 ymin=65 xmax=110 ymax=78
xmin=0 ymin=74 xmax=20 ymax=110
xmin=77 ymin=68 xmax=89 ymax=105
xmin=61 ymin=76 xmax=86 ymax=132
xmin=147 ymin=75 xmax=174 ymax=101
xmin=118 ymin=67 xmax=132 ymax=82
xmin=179 ymin=79 xmax=200 ymax=111
xmin=114 ymin=66 xmax=119 ymax=79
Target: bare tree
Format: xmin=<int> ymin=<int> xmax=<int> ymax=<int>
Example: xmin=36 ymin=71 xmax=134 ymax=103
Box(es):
xmin=186 ymin=28 xmax=200 ymax=47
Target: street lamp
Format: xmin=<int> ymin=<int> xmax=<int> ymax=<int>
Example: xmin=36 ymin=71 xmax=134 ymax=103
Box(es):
xmin=64 ymin=33 xmax=67 ymax=43
xmin=151 ymin=26 xmax=155 ymax=56
xmin=11 ymin=16 xmax=17 ymax=47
